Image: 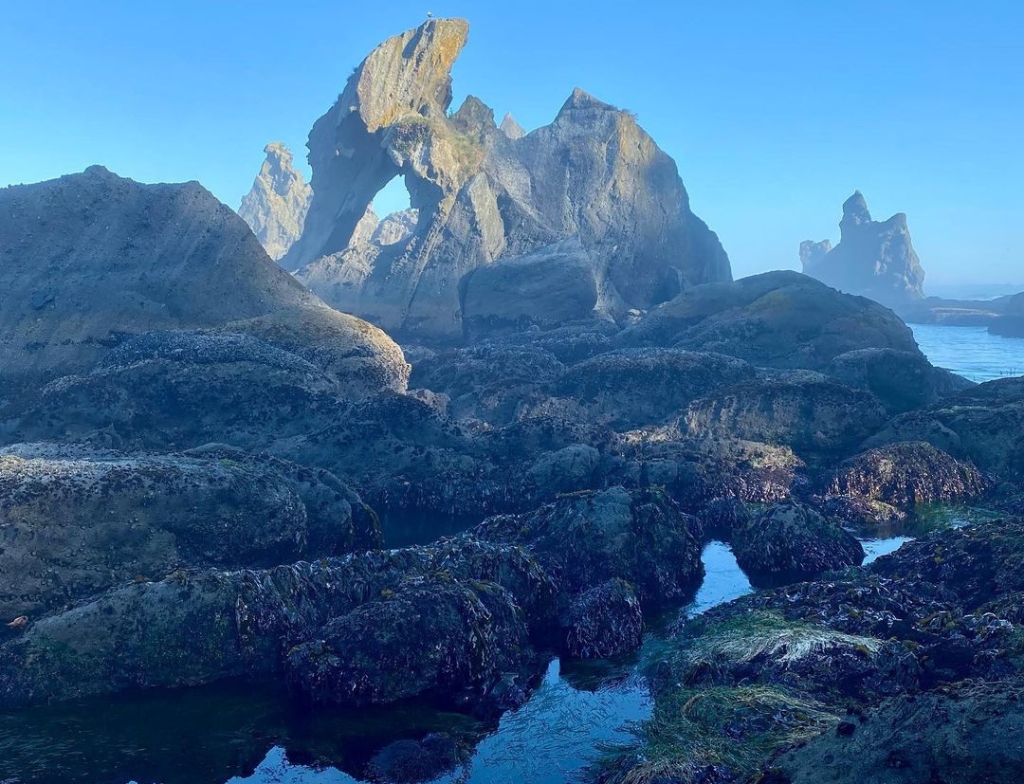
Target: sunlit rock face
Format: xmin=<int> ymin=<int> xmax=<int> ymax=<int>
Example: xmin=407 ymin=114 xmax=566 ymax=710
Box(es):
xmin=0 ymin=165 xmax=409 ymax=396
xmin=238 ymin=142 xmax=312 ymax=261
xmin=289 ymin=18 xmax=732 ymax=342
xmin=801 ymin=191 xmax=926 ymax=306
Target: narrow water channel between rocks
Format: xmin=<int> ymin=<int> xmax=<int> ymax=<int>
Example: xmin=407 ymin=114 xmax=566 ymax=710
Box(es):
xmin=5 ymin=529 xmax=965 ymax=784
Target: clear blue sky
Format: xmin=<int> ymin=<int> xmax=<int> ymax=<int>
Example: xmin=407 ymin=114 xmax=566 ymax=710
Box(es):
xmin=2 ymin=0 xmax=1021 ymax=286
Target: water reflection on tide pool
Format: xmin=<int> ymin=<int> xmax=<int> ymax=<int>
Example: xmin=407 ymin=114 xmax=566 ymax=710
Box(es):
xmin=0 ymin=538 xmax=922 ymax=784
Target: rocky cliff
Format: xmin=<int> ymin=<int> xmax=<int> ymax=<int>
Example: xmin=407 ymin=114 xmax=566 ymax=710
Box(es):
xmin=288 ymin=18 xmax=731 ymax=341
xmin=238 ymin=142 xmax=311 ymax=261
xmin=801 ymin=191 xmax=925 ymax=306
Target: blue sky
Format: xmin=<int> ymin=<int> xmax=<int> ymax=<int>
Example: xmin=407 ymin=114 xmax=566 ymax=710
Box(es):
xmin=2 ymin=0 xmax=1021 ymax=285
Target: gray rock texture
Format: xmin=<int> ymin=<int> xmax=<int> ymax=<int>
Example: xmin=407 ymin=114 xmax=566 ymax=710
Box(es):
xmin=237 ymin=142 xmax=311 ymax=261
xmin=801 ymin=191 xmax=926 ymax=306
xmin=0 ymin=166 xmax=409 ymax=396
xmin=289 ymin=18 xmax=731 ymax=341
xmin=460 ymin=238 xmax=599 ymax=340
xmin=620 ymin=271 xmax=920 ymax=370
xmin=0 ymin=442 xmax=375 ymax=618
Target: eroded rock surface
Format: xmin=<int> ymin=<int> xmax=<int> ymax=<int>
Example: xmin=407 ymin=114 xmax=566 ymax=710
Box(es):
xmin=290 ymin=19 xmax=731 ymax=341
xmin=238 ymin=142 xmax=311 ymax=261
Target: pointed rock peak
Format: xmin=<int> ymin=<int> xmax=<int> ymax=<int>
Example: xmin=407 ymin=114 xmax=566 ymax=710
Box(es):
xmin=345 ymin=18 xmax=470 ymax=133
xmin=499 ymin=112 xmax=525 ymax=140
xmin=842 ymin=191 xmax=872 ymax=223
xmin=263 ymin=141 xmax=293 ymax=167
xmin=558 ymin=87 xmax=617 ymax=116
xmin=83 ymin=164 xmax=115 ymax=178
xmin=450 ymin=95 xmax=496 ymax=132
xmin=239 ymin=141 xmax=312 ymax=261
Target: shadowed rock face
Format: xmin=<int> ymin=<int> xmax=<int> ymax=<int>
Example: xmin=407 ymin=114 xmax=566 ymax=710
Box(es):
xmin=289 ymin=18 xmax=731 ymax=341
xmin=0 ymin=166 xmax=409 ymax=396
xmin=801 ymin=191 xmax=925 ymax=306
xmin=238 ymin=142 xmax=311 ymax=261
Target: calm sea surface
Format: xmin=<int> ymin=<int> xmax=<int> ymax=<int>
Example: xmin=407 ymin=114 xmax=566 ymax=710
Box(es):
xmin=911 ymin=323 xmax=1022 ymax=382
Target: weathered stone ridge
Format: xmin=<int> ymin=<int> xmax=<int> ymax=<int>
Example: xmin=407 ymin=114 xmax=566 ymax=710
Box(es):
xmin=289 ymin=18 xmax=731 ymax=341
xmin=801 ymin=191 xmax=926 ymax=306
xmin=0 ymin=166 xmax=409 ymax=395
xmin=238 ymin=142 xmax=311 ymax=261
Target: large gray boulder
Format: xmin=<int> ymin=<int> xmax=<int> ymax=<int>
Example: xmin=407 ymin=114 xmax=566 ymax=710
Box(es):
xmin=460 ymin=238 xmax=599 ymax=340
xmin=237 ymin=142 xmax=311 ymax=261
xmin=0 ymin=443 xmax=375 ymax=618
xmin=289 ymin=19 xmax=731 ymax=341
xmin=0 ymin=166 xmax=409 ymax=396
xmin=620 ymin=271 xmax=920 ymax=371
xmin=801 ymin=191 xmax=926 ymax=306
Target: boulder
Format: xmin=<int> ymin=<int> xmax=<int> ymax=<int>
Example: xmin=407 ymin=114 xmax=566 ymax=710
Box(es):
xmin=460 ymin=238 xmax=599 ymax=340
xmin=823 ymin=442 xmax=988 ymax=510
xmin=0 ymin=442 xmax=372 ymax=618
xmin=237 ymin=142 xmax=311 ymax=261
xmin=475 ymin=487 xmax=703 ymax=608
xmin=865 ymin=377 xmax=1024 ymax=482
xmin=731 ymin=501 xmax=865 ymax=579
xmin=801 ymin=191 xmax=926 ymax=306
xmin=0 ymin=537 xmax=557 ymax=709
xmin=0 ymin=166 xmax=409 ymax=398
xmin=825 ymin=347 xmax=972 ymax=414
xmin=621 ymin=271 xmax=920 ymax=371
xmin=285 ymin=576 xmax=529 ymax=708
xmin=684 ymin=379 xmax=888 ymax=455
xmin=563 ymin=579 xmax=643 ymax=659
xmin=555 ymin=348 xmax=756 ymax=428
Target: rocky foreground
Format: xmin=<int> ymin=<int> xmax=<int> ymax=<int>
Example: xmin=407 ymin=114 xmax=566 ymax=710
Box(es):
xmin=1 ymin=16 xmax=1022 ymax=784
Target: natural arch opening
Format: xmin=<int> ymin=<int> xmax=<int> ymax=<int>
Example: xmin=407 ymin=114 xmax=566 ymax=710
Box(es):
xmin=359 ymin=174 xmax=419 ymax=248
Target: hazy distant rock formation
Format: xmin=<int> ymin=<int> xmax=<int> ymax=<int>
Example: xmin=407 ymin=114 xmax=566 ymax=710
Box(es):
xmin=289 ymin=18 xmax=731 ymax=341
xmin=801 ymin=191 xmax=925 ymax=306
xmin=0 ymin=166 xmax=408 ymax=395
xmin=238 ymin=142 xmax=311 ymax=261
xmin=898 ymin=289 xmax=1024 ymax=337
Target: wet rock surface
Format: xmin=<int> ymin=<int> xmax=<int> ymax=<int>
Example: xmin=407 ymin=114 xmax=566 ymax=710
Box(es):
xmin=602 ymin=518 xmax=1024 ymax=784
xmin=731 ymin=501 xmax=865 ymax=580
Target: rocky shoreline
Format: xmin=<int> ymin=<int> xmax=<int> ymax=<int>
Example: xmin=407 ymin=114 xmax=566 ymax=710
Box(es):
xmin=1 ymin=16 xmax=1022 ymax=784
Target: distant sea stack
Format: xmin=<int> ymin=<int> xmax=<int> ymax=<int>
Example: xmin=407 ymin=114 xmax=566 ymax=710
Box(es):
xmin=284 ymin=18 xmax=731 ymax=341
xmin=801 ymin=191 xmax=925 ymax=307
xmin=238 ymin=142 xmax=311 ymax=262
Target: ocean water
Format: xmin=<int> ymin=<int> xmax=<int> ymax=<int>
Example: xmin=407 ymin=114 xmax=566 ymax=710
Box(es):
xmin=911 ymin=323 xmax=1022 ymax=382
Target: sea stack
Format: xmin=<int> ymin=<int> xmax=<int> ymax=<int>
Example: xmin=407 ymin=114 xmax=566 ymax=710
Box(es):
xmin=801 ymin=191 xmax=925 ymax=306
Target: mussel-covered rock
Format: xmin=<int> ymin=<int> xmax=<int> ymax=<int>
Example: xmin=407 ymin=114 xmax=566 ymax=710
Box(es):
xmin=285 ymin=576 xmax=529 ymax=708
xmin=563 ymin=579 xmax=644 ymax=659
xmin=731 ymin=501 xmax=865 ymax=580
xmin=823 ymin=441 xmax=988 ymax=510
xmin=0 ymin=442 xmax=374 ymax=617
xmin=554 ymin=348 xmax=756 ymax=427
xmin=684 ymin=380 xmax=887 ymax=455
xmin=475 ymin=487 xmax=703 ymax=608
xmin=773 ymin=678 xmax=1024 ymax=784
